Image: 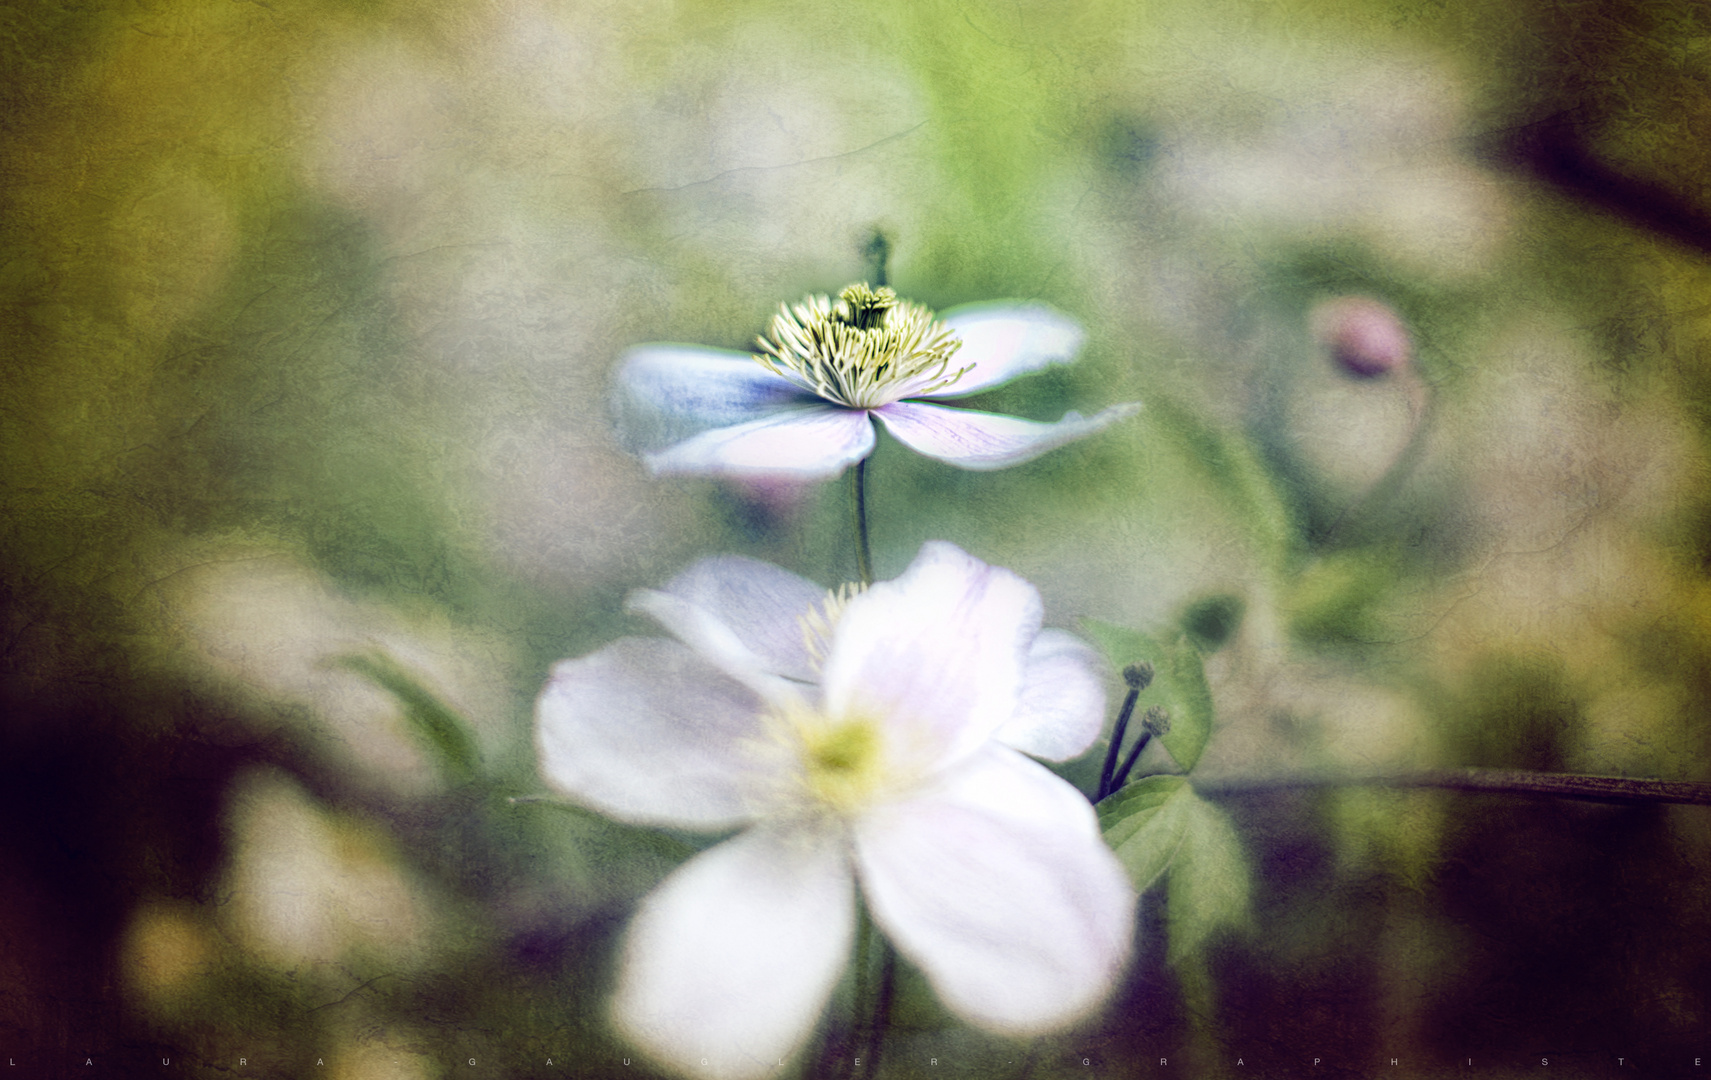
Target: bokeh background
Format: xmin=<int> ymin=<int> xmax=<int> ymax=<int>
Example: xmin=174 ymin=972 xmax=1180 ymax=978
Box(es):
xmin=5 ymin=0 xmax=1711 ymax=1076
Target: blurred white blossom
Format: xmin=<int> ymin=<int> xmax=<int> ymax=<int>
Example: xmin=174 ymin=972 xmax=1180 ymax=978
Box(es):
xmin=536 ymin=542 xmax=1133 ymax=1078
xmin=222 ymin=770 xmax=438 ymax=976
xmin=155 ymin=552 xmax=520 ymax=798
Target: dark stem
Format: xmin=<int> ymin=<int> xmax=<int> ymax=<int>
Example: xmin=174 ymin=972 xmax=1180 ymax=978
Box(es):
xmin=1193 ymin=768 xmax=1711 ymax=806
xmin=865 ymin=230 xmax=891 ymax=287
xmin=835 ymin=908 xmax=895 ymax=1080
xmin=1095 ymin=687 xmax=1141 ymax=801
xmin=856 ymin=941 xmax=897 ymax=1080
xmin=852 ymin=457 xmax=874 ymax=587
xmin=1110 ymin=730 xmax=1154 ymax=793
xmin=831 ymin=914 xmax=872 ymax=1080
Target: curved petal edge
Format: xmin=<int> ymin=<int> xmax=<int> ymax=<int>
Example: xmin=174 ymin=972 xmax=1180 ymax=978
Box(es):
xmin=874 ymin=401 xmax=1140 ymax=471
xmin=996 ymin=628 xmax=1108 ymax=762
xmin=645 ymin=407 xmax=876 ymax=480
xmin=854 ymin=746 xmax=1136 ymax=1035
xmin=613 ymin=825 xmax=857 ymax=1080
xmin=930 ymin=304 xmax=1087 ymax=398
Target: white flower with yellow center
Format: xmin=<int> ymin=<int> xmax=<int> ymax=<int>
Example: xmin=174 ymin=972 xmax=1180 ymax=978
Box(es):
xmin=535 ymin=542 xmax=1135 ymax=1079
xmin=613 ymin=284 xmax=1140 ymax=480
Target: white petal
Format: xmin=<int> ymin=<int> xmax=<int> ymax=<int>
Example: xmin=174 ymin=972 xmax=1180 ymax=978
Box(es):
xmin=612 ymin=345 xmax=816 ymax=453
xmin=874 ymin=401 xmax=1140 ymax=470
xmin=929 ymin=303 xmax=1085 ymax=398
xmin=996 ymin=629 xmax=1108 ymax=762
xmin=855 ymin=746 xmax=1135 ymax=1034
xmin=614 ymin=825 xmax=856 ymax=1080
xmin=629 ymin=556 xmax=827 ymax=686
xmin=644 ymin=406 xmax=876 ymax=481
xmin=535 ymin=638 xmax=776 ymax=829
xmin=820 ymin=541 xmax=1040 ymax=769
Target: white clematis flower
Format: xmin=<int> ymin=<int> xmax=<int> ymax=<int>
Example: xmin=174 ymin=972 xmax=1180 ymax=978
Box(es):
xmin=614 ymin=284 xmax=1141 ymax=480
xmin=535 ymin=542 xmax=1135 ymax=1080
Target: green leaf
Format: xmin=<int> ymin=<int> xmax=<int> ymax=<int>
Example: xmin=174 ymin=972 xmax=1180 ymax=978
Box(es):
xmin=1099 ymin=775 xmax=1191 ymax=891
xmin=1080 ymin=619 xmax=1214 ymax=772
xmin=1283 ymin=549 xmax=1394 ymax=649
xmin=1165 ymin=791 xmax=1254 ymax=964
xmin=1143 ymin=394 xmax=1296 ymax=578
xmin=1100 ymin=779 xmax=1255 ymax=964
xmin=338 ymin=651 xmax=480 ymax=783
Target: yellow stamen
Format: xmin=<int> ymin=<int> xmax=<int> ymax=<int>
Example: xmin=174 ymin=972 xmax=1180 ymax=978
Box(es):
xmin=755 ymin=283 xmax=968 ymax=409
xmin=798 ymin=582 xmax=866 ymax=670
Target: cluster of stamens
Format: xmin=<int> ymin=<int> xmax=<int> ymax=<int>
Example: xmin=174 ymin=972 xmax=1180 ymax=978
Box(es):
xmin=737 ymin=584 xmax=894 ymax=819
xmin=798 ymin=582 xmax=866 ymax=670
xmin=755 ymin=283 xmax=968 ymax=409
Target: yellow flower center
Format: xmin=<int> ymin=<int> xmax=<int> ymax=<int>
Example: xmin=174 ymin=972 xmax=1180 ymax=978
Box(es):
xmin=799 ymin=715 xmax=886 ymax=813
xmin=755 ymin=283 xmax=969 ymax=409
xmin=754 ymin=700 xmax=894 ymax=819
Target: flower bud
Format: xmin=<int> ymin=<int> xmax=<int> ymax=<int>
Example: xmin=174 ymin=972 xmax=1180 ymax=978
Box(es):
xmin=1311 ymin=296 xmax=1412 ymax=379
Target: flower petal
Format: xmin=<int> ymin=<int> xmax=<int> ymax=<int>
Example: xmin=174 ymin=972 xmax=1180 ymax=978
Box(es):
xmin=644 ymin=406 xmax=876 ymax=481
xmin=874 ymin=400 xmax=1140 ymax=470
xmin=612 ymin=345 xmax=817 ymax=453
xmin=614 ymin=824 xmax=856 ymax=1080
xmin=628 ymin=556 xmax=826 ymax=688
xmin=854 ymin=746 xmax=1135 ymax=1035
xmin=995 ymin=629 xmax=1108 ymax=762
xmin=928 ymin=303 xmax=1086 ymax=398
xmin=535 ymin=637 xmax=776 ymax=830
xmin=820 ymin=541 xmax=1040 ymax=769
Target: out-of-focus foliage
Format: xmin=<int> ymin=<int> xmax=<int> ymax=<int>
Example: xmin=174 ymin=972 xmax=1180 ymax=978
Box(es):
xmin=6 ymin=0 xmax=1711 ymax=1075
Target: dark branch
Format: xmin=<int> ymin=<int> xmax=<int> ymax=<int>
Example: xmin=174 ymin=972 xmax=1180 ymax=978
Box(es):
xmin=1194 ymin=768 xmax=1711 ymax=806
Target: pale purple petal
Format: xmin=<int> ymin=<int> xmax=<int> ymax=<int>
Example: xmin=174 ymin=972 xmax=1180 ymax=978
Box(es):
xmin=613 ymin=345 xmax=816 ymax=453
xmin=820 ymin=541 xmax=1040 ymax=769
xmin=644 ymin=406 xmax=876 ymax=480
xmin=536 ymin=638 xmax=779 ymax=830
xmin=995 ymin=629 xmax=1108 ymax=762
xmin=874 ymin=400 xmax=1140 ymax=470
xmin=629 ymin=556 xmax=827 ymax=685
xmin=614 ymin=824 xmax=856 ymax=1080
xmin=927 ymin=303 xmax=1085 ymax=398
xmin=854 ymin=746 xmax=1135 ymax=1035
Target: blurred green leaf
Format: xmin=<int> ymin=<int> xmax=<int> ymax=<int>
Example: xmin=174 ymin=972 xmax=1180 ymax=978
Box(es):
xmin=1100 ymin=777 xmax=1254 ymax=964
xmin=1080 ymin=620 xmax=1214 ymax=772
xmin=1166 ymin=791 xmax=1254 ymax=964
xmin=1144 ymin=395 xmax=1296 ymax=577
xmin=1099 ymin=774 xmax=1191 ymax=891
xmin=1284 ymin=550 xmax=1394 ymax=648
xmin=338 ymin=652 xmax=480 ymax=783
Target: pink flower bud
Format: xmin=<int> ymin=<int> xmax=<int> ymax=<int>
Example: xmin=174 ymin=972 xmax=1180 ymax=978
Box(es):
xmin=1311 ymin=296 xmax=1412 ymax=379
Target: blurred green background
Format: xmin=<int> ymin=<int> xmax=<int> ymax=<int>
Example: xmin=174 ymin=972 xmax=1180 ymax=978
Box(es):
xmin=6 ymin=0 xmax=1711 ymax=1076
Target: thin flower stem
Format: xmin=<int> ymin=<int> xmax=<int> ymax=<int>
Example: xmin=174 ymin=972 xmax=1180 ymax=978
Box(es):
xmin=832 ymin=914 xmax=873 ymax=1080
xmin=835 ymin=907 xmax=895 ymax=1080
xmin=857 ymin=942 xmax=897 ymax=1080
xmin=1192 ymin=769 xmax=1711 ymax=806
xmin=852 ymin=457 xmax=874 ymax=587
xmin=1095 ymin=687 xmax=1141 ymax=801
xmin=1110 ymin=731 xmax=1153 ymax=793
xmin=865 ymin=230 xmax=891 ymax=288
